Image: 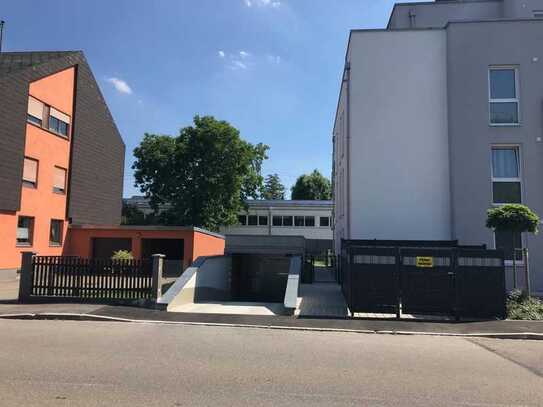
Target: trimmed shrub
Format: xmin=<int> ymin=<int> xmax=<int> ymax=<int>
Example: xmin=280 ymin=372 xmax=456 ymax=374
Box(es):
xmin=486 ymin=204 xmax=539 ymax=234
xmin=111 ymin=250 xmax=134 ymax=261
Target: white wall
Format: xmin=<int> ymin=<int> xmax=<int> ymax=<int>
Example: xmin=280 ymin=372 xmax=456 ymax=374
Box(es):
xmin=346 ymin=30 xmax=451 ymax=241
xmin=333 ymin=73 xmax=349 ymax=254
xmin=503 ymin=0 xmax=543 ymax=18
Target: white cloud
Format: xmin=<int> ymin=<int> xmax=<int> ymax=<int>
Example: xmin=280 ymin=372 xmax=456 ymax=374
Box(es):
xmin=244 ymin=0 xmax=280 ymax=8
xmin=218 ymin=50 xmax=253 ymax=71
xmin=267 ymin=55 xmax=281 ymax=64
xmin=107 ymin=77 xmax=132 ymax=94
xmin=230 ymin=60 xmax=248 ymax=70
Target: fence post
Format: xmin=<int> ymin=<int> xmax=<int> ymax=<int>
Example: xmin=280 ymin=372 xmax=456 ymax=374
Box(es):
xmin=523 ymin=248 xmax=531 ymax=297
xmin=18 ymin=251 xmax=35 ymax=303
xmin=151 ymin=254 xmax=165 ymax=301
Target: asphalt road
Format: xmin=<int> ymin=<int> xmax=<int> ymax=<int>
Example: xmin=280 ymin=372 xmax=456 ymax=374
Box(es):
xmin=0 ymin=320 xmax=542 ymax=406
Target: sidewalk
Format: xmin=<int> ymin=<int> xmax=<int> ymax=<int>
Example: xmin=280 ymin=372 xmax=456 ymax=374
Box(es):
xmin=1 ymin=302 xmax=542 ymax=339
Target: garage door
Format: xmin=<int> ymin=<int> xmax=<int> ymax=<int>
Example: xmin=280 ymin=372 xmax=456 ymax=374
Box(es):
xmin=92 ymin=238 xmax=132 ymax=259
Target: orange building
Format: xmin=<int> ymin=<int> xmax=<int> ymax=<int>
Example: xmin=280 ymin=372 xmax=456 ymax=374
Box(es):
xmin=0 ymin=51 xmax=224 ymax=271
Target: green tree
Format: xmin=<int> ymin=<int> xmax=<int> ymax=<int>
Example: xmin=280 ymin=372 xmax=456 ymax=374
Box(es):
xmin=261 ymin=173 xmax=285 ymax=200
xmin=121 ymin=203 xmax=147 ymax=225
xmin=133 ymin=115 xmax=268 ymax=231
xmin=291 ymin=169 xmax=331 ymax=200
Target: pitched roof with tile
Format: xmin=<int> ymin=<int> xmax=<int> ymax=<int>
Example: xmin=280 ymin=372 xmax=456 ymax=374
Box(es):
xmin=0 ymin=51 xmax=81 ymax=77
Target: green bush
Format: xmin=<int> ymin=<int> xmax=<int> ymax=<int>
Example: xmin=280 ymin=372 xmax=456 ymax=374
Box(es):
xmin=111 ymin=250 xmax=134 ymax=261
xmin=507 ymin=290 xmax=543 ymax=320
xmin=486 ymin=204 xmax=539 ymax=234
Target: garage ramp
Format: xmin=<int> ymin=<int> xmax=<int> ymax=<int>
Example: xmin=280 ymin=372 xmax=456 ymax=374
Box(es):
xmin=158 ymin=255 xmax=301 ymax=316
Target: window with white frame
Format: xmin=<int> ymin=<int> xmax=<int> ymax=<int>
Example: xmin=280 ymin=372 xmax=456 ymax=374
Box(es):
xmin=22 ymin=157 xmax=38 ymax=188
xmin=27 ymin=96 xmax=44 ymax=126
xmin=491 ymin=146 xmax=521 ymax=204
xmin=489 ymin=67 xmax=519 ymax=125
xmin=53 ymin=166 xmax=67 ymax=194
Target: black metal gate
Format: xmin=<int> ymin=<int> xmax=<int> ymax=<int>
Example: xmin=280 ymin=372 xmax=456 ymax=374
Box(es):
xmin=401 ymin=248 xmax=454 ymax=315
xmin=348 ymin=247 xmax=399 ymax=315
xmin=341 ymin=241 xmax=506 ymax=319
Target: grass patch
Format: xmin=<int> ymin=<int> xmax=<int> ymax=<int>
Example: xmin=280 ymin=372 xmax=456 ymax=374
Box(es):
xmin=507 ymin=290 xmax=543 ymax=320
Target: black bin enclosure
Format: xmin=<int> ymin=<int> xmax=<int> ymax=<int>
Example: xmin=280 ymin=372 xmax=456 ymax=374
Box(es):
xmin=340 ymin=240 xmax=506 ymax=320
xmin=231 ymin=254 xmax=290 ymax=303
xmin=92 ymin=238 xmax=132 ymax=259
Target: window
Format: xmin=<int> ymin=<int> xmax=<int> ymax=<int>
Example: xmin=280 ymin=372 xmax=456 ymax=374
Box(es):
xmin=320 ymin=216 xmax=330 ymax=227
xmin=53 ymin=166 xmax=67 ymax=194
xmin=489 ymin=67 xmax=519 ymax=125
xmin=283 ymin=216 xmax=293 ymax=227
xmin=491 ymin=147 xmax=521 ymax=204
xmin=305 ymin=216 xmax=315 ymax=227
xmin=495 ymin=230 xmax=523 ymax=262
xmin=27 ymin=96 xmax=44 ymax=126
xmin=248 ymin=215 xmax=258 ymax=226
xmin=272 ymin=216 xmax=282 ymax=226
xmin=49 ymin=219 xmax=63 ymax=246
xmin=16 ymin=216 xmax=34 ymax=246
xmin=238 ymin=215 xmax=247 ymax=225
xmin=49 ymin=108 xmax=70 ymax=137
xmin=258 ymin=215 xmax=268 ymax=226
xmin=22 ymin=157 xmax=38 ymax=188
xmin=294 ymin=216 xmax=305 ymax=227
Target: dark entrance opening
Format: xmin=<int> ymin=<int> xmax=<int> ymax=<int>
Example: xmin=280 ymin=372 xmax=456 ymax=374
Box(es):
xmin=92 ymin=238 xmax=132 ymax=259
xmin=231 ymin=254 xmax=290 ymax=303
xmin=141 ymin=238 xmax=184 ymax=278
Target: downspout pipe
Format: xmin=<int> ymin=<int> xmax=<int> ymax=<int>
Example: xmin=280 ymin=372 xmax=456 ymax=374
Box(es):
xmin=345 ymin=62 xmax=351 ymax=240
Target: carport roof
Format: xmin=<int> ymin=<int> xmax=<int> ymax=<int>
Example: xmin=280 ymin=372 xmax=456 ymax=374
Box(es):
xmin=69 ymin=224 xmax=225 ymax=239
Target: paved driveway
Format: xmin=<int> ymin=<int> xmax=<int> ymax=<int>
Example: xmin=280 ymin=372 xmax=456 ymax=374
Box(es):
xmin=0 ymin=269 xmax=19 ymax=302
xmin=0 ymin=319 xmax=541 ymax=406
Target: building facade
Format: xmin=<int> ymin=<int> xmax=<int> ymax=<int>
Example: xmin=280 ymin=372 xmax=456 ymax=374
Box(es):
xmin=0 ymin=51 xmax=125 ymax=269
xmin=333 ymin=0 xmax=543 ymax=294
xmin=221 ymin=200 xmax=333 ymax=241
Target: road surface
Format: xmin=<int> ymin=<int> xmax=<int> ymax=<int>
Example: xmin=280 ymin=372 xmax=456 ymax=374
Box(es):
xmin=0 ymin=319 xmax=542 ymax=406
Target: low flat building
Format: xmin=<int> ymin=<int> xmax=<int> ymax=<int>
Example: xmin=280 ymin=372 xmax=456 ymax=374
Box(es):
xmin=220 ymin=200 xmax=333 ymax=241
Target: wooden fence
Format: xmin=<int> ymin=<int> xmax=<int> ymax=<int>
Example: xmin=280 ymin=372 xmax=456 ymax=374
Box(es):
xmin=19 ymin=253 xmax=164 ymax=304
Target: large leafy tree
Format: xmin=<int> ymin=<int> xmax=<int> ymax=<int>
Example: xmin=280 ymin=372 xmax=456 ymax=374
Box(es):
xmin=291 ymin=169 xmax=331 ymax=200
xmin=261 ymin=173 xmax=285 ymax=200
xmin=133 ymin=115 xmax=268 ymax=230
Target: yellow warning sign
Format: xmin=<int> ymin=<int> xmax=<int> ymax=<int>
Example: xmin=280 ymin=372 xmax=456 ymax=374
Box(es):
xmin=416 ymin=257 xmax=434 ymax=268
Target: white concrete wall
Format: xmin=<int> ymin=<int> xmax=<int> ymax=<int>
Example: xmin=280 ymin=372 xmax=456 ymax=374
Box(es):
xmin=503 ymin=0 xmax=543 ymax=18
xmin=164 ymin=256 xmax=232 ymax=311
xmin=346 ymin=30 xmax=451 ymax=241
xmin=333 ymin=73 xmax=349 ymax=254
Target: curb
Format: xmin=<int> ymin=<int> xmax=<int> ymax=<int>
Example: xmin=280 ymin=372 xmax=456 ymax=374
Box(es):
xmin=1 ymin=312 xmax=543 ymax=340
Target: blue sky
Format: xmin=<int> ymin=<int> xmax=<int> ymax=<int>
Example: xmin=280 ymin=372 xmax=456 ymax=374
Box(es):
xmin=1 ymin=0 xmax=414 ymax=198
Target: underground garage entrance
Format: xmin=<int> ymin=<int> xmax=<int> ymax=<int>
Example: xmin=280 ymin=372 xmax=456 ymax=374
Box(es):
xmin=231 ymin=254 xmax=290 ymax=303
